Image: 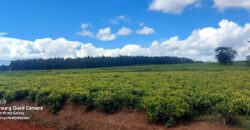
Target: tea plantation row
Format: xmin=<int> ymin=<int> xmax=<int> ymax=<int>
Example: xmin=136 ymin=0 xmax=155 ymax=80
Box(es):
xmin=0 ymin=64 xmax=249 ymax=127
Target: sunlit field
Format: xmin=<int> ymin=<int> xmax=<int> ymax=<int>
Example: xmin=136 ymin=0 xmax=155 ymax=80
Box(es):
xmin=0 ymin=63 xmax=250 ymax=128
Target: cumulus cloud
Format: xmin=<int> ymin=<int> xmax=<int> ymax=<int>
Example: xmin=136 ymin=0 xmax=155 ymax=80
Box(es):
xmin=136 ymin=26 xmax=155 ymax=35
xmin=117 ymin=27 xmax=133 ymax=36
xmin=149 ymin=0 xmax=200 ymax=14
xmin=148 ymin=19 xmax=250 ymax=61
xmin=0 ymin=37 xmax=80 ymax=60
xmin=214 ymin=0 xmax=250 ymax=11
xmin=0 ymin=19 xmax=249 ymax=61
xmin=77 ymin=23 xmax=94 ymax=37
xmin=96 ymin=27 xmax=117 ymax=41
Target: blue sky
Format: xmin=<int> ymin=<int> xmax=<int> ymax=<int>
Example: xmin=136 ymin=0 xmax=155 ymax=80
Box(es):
xmin=0 ymin=0 xmax=250 ymax=64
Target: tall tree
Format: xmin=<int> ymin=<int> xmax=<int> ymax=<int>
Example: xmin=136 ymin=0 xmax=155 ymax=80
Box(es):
xmin=247 ymin=55 xmax=250 ymax=67
xmin=5 ymin=56 xmax=196 ymax=71
xmin=215 ymin=47 xmax=237 ymax=65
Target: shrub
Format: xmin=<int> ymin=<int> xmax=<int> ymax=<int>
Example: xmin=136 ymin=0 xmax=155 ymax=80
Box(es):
xmin=36 ymin=89 xmax=51 ymax=106
xmin=27 ymin=89 xmax=38 ymax=102
xmin=69 ymin=90 xmax=94 ymax=111
xmin=12 ymin=89 xmax=29 ymax=100
xmin=124 ymin=89 xmax=147 ymax=109
xmin=116 ymin=91 xmax=135 ymax=108
xmin=94 ymin=90 xmax=122 ymax=113
xmin=0 ymin=89 xmax=5 ymax=99
xmin=141 ymin=96 xmax=190 ymax=127
xmin=130 ymin=89 xmax=147 ymax=97
xmin=185 ymin=91 xmax=224 ymax=114
xmin=3 ymin=90 xmax=14 ymax=103
xmin=3 ymin=89 xmax=29 ymax=103
xmin=216 ymin=93 xmax=250 ymax=125
xmin=47 ymin=93 xmax=65 ymax=114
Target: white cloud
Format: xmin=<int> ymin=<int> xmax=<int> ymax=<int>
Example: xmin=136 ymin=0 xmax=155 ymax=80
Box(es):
xmin=148 ymin=19 xmax=250 ymax=61
xmin=77 ymin=23 xmax=94 ymax=37
xmin=109 ymin=15 xmax=129 ymax=24
xmin=117 ymin=27 xmax=133 ymax=36
xmin=96 ymin=27 xmax=117 ymax=41
xmin=80 ymin=23 xmax=90 ymax=29
xmin=0 ymin=32 xmax=7 ymax=37
xmin=0 ymin=19 xmax=250 ymax=61
xmin=77 ymin=30 xmax=94 ymax=37
xmin=149 ymin=0 xmax=200 ymax=14
xmin=214 ymin=0 xmax=250 ymax=11
xmin=136 ymin=26 xmax=155 ymax=35
xmin=0 ymin=37 xmax=80 ymax=60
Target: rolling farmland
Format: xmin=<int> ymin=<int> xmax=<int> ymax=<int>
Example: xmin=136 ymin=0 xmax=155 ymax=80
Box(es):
xmin=0 ymin=63 xmax=249 ymax=129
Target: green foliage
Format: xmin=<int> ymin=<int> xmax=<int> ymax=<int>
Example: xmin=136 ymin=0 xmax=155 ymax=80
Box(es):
xmin=7 ymin=56 xmax=195 ymax=71
xmin=12 ymin=89 xmax=29 ymax=100
xmin=0 ymin=63 xmax=249 ymax=127
xmin=4 ymin=90 xmax=14 ymax=103
xmin=142 ymin=96 xmax=190 ymax=126
xmin=93 ymin=90 xmax=122 ymax=113
xmin=215 ymin=93 xmax=250 ymax=124
xmin=247 ymin=55 xmax=250 ymax=67
xmin=2 ymin=89 xmax=29 ymax=103
xmin=68 ymin=90 xmax=94 ymax=111
xmin=47 ymin=93 xmax=65 ymax=114
xmin=27 ymin=89 xmax=38 ymax=102
xmin=36 ymin=89 xmax=51 ymax=106
xmin=215 ymin=47 xmax=237 ymax=65
xmin=0 ymin=89 xmax=5 ymax=99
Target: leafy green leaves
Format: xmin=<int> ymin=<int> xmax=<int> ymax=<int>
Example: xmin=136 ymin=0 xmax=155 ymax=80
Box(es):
xmin=142 ymin=96 xmax=190 ymax=126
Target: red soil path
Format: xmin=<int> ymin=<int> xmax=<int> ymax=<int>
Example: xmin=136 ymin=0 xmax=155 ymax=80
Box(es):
xmin=0 ymin=101 xmax=242 ymax=130
xmin=0 ymin=120 xmax=54 ymax=130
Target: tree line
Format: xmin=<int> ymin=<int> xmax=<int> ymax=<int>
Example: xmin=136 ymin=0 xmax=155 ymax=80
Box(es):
xmin=0 ymin=56 xmax=196 ymax=71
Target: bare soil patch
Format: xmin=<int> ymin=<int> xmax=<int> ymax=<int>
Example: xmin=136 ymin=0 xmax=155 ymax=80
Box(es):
xmin=0 ymin=120 xmax=54 ymax=130
xmin=0 ymin=100 xmax=242 ymax=130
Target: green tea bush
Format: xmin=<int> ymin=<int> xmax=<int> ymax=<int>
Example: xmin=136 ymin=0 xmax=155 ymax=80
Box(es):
xmin=2 ymin=89 xmax=28 ymax=103
xmin=0 ymin=89 xmax=5 ymax=99
xmin=12 ymin=89 xmax=29 ymax=100
xmin=184 ymin=91 xmax=224 ymax=114
xmin=68 ymin=90 xmax=94 ymax=111
xmin=47 ymin=93 xmax=65 ymax=114
xmin=116 ymin=91 xmax=135 ymax=108
xmin=94 ymin=90 xmax=122 ymax=113
xmin=142 ymin=96 xmax=190 ymax=126
xmin=27 ymin=89 xmax=38 ymax=102
xmin=0 ymin=64 xmax=249 ymax=128
xmin=4 ymin=90 xmax=14 ymax=103
xmin=130 ymin=89 xmax=147 ymax=97
xmin=124 ymin=88 xmax=147 ymax=109
xmin=69 ymin=90 xmax=89 ymax=105
xmin=36 ymin=89 xmax=51 ymax=106
xmin=216 ymin=93 xmax=250 ymax=125
xmin=3 ymin=89 xmax=29 ymax=103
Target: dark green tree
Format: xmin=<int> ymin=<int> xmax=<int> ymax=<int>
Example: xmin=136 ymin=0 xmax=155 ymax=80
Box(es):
xmin=4 ymin=56 xmax=195 ymax=71
xmin=215 ymin=47 xmax=237 ymax=65
xmin=247 ymin=55 xmax=250 ymax=66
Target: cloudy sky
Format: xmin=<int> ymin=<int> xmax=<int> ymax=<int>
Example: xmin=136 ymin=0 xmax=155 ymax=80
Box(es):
xmin=0 ymin=0 xmax=250 ymax=64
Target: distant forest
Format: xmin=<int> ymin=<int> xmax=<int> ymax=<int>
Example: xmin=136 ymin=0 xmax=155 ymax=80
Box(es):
xmin=0 ymin=56 xmax=196 ymax=71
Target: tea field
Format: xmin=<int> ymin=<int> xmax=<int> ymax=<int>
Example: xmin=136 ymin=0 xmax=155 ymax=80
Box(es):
xmin=0 ymin=63 xmax=250 ymax=127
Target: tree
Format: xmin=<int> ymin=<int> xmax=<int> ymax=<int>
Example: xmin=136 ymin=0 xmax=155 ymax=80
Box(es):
xmin=215 ymin=47 xmax=237 ymax=65
xmin=247 ymin=55 xmax=250 ymax=66
xmin=4 ymin=56 xmax=196 ymax=71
